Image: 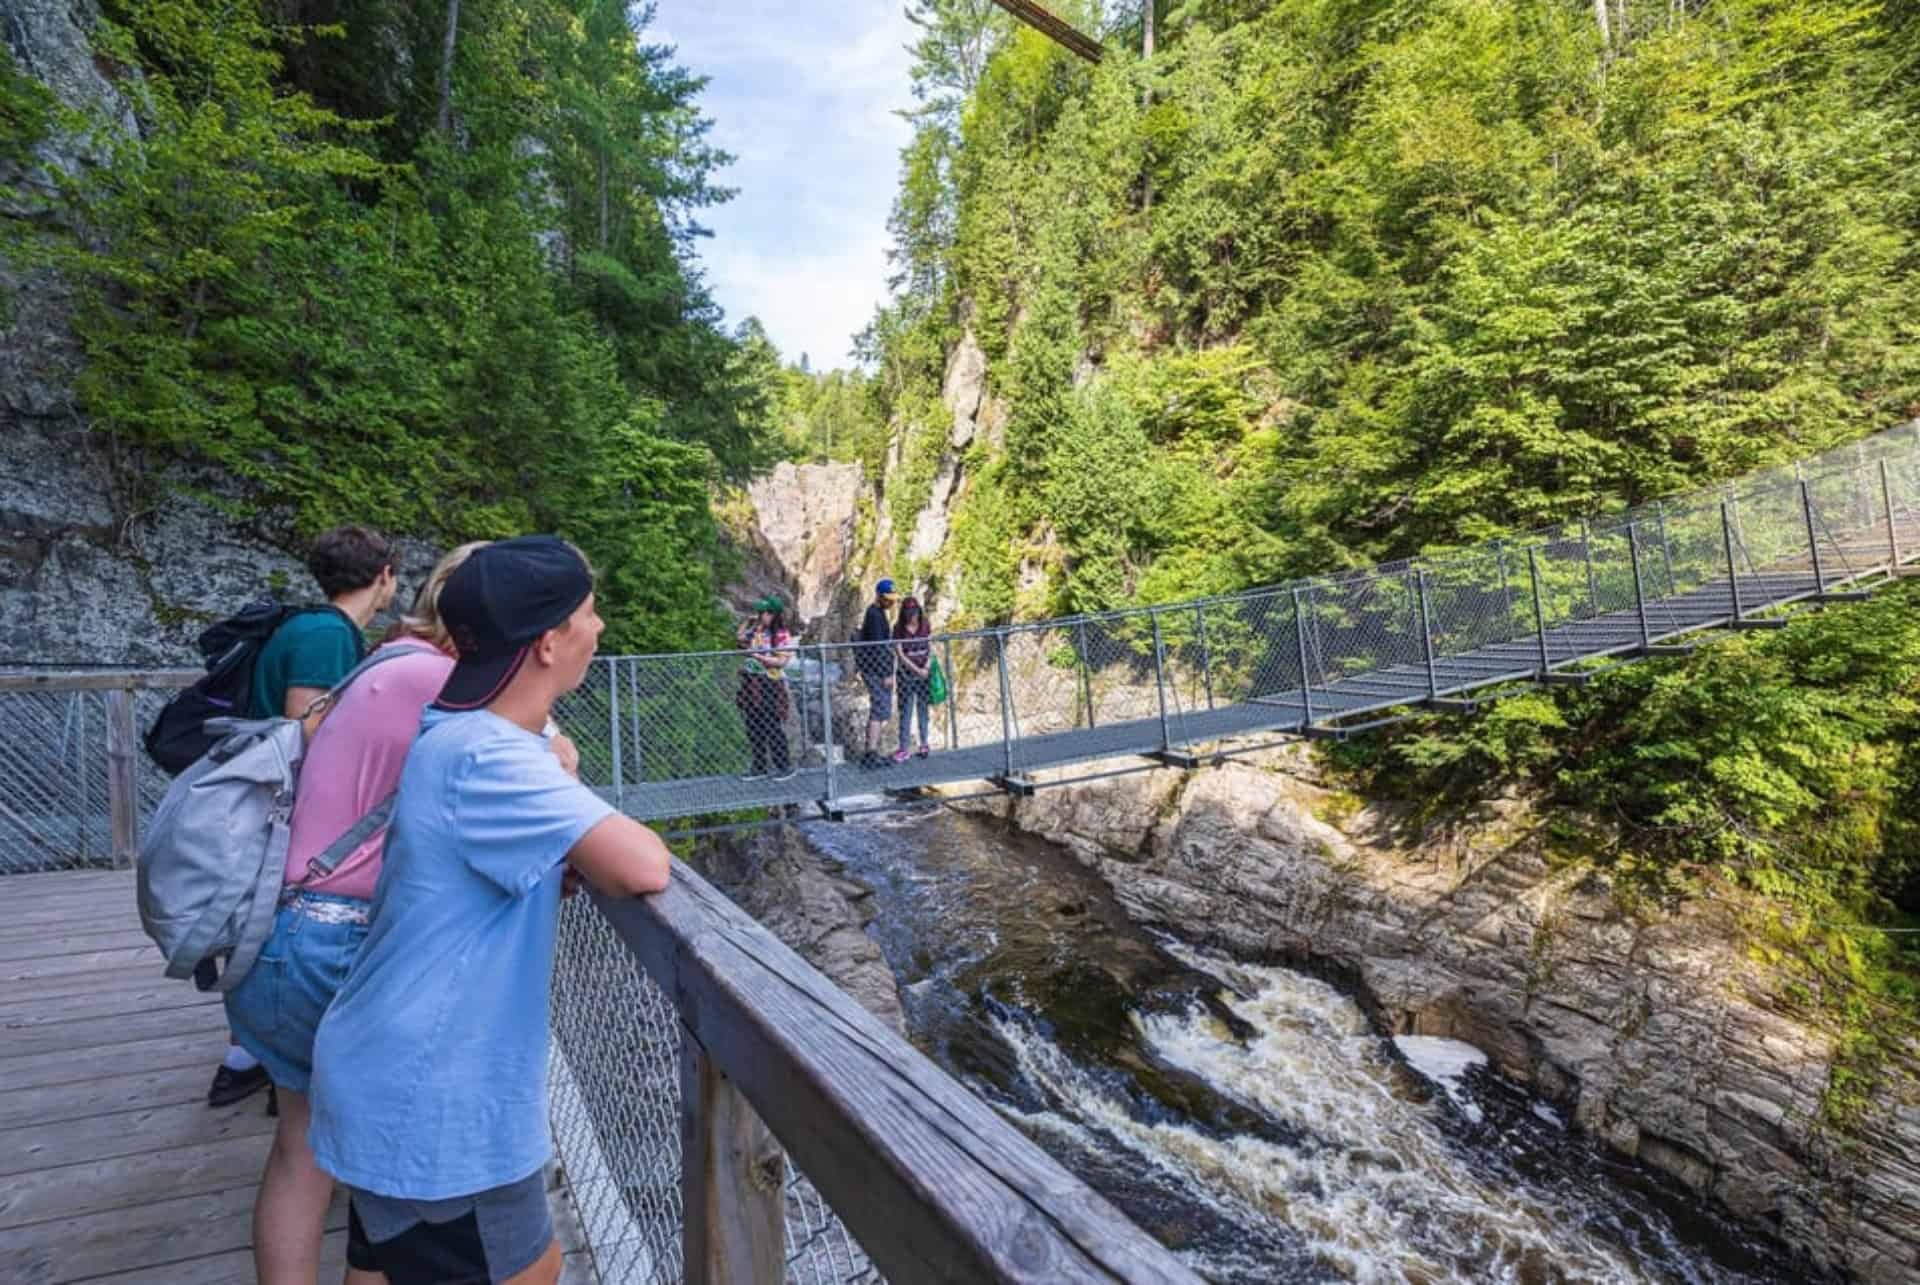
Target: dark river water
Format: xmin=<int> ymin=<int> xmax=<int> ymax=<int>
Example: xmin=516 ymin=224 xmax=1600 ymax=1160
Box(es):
xmin=798 ymin=800 xmax=1827 ymax=1284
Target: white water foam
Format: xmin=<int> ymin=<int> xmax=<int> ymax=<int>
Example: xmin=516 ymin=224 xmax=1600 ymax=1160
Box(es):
xmin=1393 ymin=1035 xmax=1489 ymax=1124
xmin=990 ymin=942 xmax=1680 ymax=1284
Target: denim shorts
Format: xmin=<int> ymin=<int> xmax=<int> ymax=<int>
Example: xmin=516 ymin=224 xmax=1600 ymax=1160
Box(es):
xmin=347 ymin=1168 xmax=553 ymax=1283
xmin=863 ymin=674 xmax=893 ymax=721
xmin=223 ymin=893 xmax=369 ymax=1094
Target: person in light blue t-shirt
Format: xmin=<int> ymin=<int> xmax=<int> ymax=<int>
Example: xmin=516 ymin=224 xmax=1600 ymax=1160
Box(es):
xmin=308 ymin=536 xmax=672 ymax=1285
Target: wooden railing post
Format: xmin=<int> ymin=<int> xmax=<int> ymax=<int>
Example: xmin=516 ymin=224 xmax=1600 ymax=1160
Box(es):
xmin=681 ymin=1025 xmax=786 ymax=1285
xmin=104 ymin=688 xmax=138 ymax=869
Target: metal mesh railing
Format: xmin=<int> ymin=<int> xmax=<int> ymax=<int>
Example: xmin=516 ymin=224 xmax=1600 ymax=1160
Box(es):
xmin=548 ymin=896 xmax=881 ymax=1284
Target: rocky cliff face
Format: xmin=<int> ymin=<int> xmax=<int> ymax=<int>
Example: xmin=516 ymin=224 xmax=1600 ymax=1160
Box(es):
xmin=735 ymin=461 xmax=864 ymax=642
xmin=971 ymin=749 xmax=1919 ymax=1283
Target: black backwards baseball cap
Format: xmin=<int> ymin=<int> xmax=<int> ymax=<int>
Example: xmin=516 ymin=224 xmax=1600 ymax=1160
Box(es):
xmin=434 ymin=535 xmax=594 ymax=710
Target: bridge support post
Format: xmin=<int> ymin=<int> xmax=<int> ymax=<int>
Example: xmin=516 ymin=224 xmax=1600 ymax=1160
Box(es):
xmin=1881 ymin=458 xmax=1900 ymax=566
xmin=104 ymin=688 xmax=137 ymax=869
xmin=1075 ymin=622 xmax=1095 ymax=728
xmin=1495 ymin=542 xmax=1512 ymax=638
xmin=1581 ymin=520 xmax=1600 ymax=618
xmin=1628 ymin=522 xmax=1653 ymax=649
xmin=1654 ymin=501 xmax=1676 ymax=597
xmin=1195 ymin=604 xmax=1214 ymax=710
xmin=1291 ymin=587 xmax=1314 ymax=728
xmin=818 ymin=646 xmax=837 ymax=809
xmin=942 ymin=638 xmax=959 ymax=750
xmin=607 ymin=658 xmax=624 ymax=811
xmin=680 ymin=1025 xmax=786 ymax=1285
xmin=1800 ymin=479 xmax=1827 ymax=593
xmin=995 ymin=631 xmax=1016 ymax=782
xmin=1526 ymin=548 xmax=1550 ymax=678
xmin=1414 ymin=569 xmax=1439 ymax=701
xmin=1721 ymin=501 xmax=1744 ymax=624
xmin=1150 ymin=608 xmax=1172 ymax=751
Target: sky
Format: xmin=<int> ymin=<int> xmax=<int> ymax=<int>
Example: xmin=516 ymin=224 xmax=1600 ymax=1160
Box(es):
xmin=650 ymin=1 xmax=920 ymax=372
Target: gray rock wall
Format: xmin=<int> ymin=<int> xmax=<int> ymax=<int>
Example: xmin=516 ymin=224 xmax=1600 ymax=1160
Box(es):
xmin=983 ymin=750 xmax=1920 ymax=1283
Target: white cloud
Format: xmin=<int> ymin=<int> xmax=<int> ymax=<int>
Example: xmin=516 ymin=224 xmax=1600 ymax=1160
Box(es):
xmin=654 ymin=0 xmax=918 ymax=369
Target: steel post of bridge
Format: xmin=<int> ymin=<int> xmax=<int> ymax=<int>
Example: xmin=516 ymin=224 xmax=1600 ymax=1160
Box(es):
xmin=1195 ymin=604 xmax=1214 ymax=710
xmin=1291 ymin=587 xmax=1314 ymax=726
xmin=1628 ymin=522 xmax=1652 ymax=650
xmin=1150 ymin=608 xmax=1172 ymax=751
xmin=1075 ymin=621 xmax=1095 ymax=728
xmin=1581 ymin=520 xmax=1600 ymax=618
xmin=1881 ymin=458 xmax=1900 ymax=566
xmin=995 ymin=630 xmax=1016 ymax=780
xmin=942 ymin=638 xmax=959 ymax=750
xmin=1495 ymin=542 xmax=1512 ymax=638
xmin=1415 ymin=569 xmax=1439 ymax=700
xmin=1721 ymin=501 xmax=1744 ymax=624
xmin=1655 ymin=501 xmax=1676 ymax=597
xmin=607 ymin=658 xmax=625 ymax=811
xmin=1526 ymin=547 xmax=1550 ymax=678
xmin=1799 ymin=479 xmax=1827 ymax=592
xmin=627 ymin=659 xmax=645 ymax=786
xmin=819 ymin=645 xmax=838 ymax=809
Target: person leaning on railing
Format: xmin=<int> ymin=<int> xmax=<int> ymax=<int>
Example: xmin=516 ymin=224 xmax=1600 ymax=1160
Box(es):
xmin=306 ymin=536 xmax=672 ymax=1285
xmin=224 ymin=541 xmax=488 ymax=1285
xmin=735 ymin=595 xmax=796 ymax=782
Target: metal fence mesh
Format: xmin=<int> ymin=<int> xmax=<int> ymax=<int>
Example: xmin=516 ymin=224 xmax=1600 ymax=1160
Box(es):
xmin=549 ymin=895 xmax=881 ymax=1284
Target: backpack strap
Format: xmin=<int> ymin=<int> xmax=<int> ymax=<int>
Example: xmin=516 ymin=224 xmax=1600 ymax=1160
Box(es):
xmin=290 ymin=643 xmax=441 ymax=885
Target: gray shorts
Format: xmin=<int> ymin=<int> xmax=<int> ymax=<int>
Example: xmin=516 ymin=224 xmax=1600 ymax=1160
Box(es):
xmin=346 ymin=1168 xmax=552 ymax=1283
xmin=863 ymin=674 xmax=893 ymax=721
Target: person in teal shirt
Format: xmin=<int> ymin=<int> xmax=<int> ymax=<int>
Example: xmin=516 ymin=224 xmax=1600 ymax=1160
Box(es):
xmin=208 ymin=525 xmax=400 ymax=1114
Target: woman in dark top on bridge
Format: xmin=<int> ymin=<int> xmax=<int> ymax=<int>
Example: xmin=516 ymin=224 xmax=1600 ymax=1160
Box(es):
xmin=892 ymin=596 xmax=933 ymax=763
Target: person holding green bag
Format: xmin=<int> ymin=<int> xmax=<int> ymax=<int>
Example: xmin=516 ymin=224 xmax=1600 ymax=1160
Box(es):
xmin=891 ymin=595 xmax=934 ymax=763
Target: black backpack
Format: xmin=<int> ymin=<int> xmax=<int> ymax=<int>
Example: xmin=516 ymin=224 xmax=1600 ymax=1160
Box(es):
xmin=145 ymin=600 xmax=313 ymax=775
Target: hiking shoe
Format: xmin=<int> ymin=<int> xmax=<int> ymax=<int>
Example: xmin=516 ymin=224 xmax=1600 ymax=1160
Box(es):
xmin=741 ymin=772 xmax=766 ymax=781
xmin=772 ymin=767 xmax=797 ymax=781
xmin=891 ymin=749 xmax=911 ymax=764
xmin=208 ymin=1062 xmax=270 ymax=1108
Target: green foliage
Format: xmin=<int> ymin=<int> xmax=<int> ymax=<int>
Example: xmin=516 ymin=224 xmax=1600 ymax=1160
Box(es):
xmin=7 ymin=0 xmax=773 ymax=654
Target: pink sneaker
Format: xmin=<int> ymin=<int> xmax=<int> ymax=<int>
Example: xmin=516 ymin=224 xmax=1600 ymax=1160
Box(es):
xmin=891 ymin=749 xmax=910 ymax=764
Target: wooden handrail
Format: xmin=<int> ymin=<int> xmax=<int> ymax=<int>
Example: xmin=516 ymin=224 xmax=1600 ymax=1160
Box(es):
xmin=594 ymin=865 xmax=1202 ymax=1284
xmin=0 ymin=670 xmax=198 ymax=692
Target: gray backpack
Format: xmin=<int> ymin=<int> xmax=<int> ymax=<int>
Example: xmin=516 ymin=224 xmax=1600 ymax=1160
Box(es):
xmin=135 ymin=646 xmax=429 ymax=992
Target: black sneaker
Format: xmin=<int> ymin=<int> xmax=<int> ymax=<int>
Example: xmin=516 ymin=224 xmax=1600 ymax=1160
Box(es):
xmin=208 ymin=1061 xmax=270 ymax=1108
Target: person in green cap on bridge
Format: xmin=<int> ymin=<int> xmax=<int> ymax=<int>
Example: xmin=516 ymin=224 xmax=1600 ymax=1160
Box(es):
xmin=735 ymin=595 xmax=795 ymax=781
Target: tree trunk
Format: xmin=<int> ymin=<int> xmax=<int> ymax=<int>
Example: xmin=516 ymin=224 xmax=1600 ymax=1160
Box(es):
xmin=1142 ymin=1 xmax=1155 ymax=216
xmin=436 ymin=0 xmax=461 ymax=137
xmin=1143 ymin=0 xmax=1154 ymax=58
xmin=1592 ymin=0 xmax=1613 ymax=50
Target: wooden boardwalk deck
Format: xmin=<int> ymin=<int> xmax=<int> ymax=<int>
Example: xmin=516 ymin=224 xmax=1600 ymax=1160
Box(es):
xmin=0 ymin=870 xmax=593 ymax=1284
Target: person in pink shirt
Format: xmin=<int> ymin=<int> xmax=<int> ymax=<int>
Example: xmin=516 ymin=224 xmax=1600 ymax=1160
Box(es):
xmin=224 ymin=541 xmax=579 ymax=1284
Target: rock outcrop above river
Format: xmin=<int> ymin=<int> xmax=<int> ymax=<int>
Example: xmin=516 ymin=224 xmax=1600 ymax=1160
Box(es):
xmin=697 ymin=826 xmax=905 ymax=1034
xmin=982 ymin=748 xmax=1920 ymax=1283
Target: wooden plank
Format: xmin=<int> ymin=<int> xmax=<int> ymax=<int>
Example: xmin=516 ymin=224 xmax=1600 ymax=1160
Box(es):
xmin=0 ymin=929 xmax=156 ymax=962
xmin=0 ymin=671 xmax=197 ymax=693
xmin=77 ymin=1228 xmax=347 ymax=1285
xmin=4 ymin=946 xmax=158 ymax=982
xmin=0 ymin=869 xmax=136 ymax=894
xmin=0 ymin=1183 xmax=288 ymax=1284
xmin=1 ymin=1002 xmax=228 ymax=1060
xmin=0 ymin=982 xmax=214 ymax=1027
xmin=681 ymin=1027 xmax=785 ymax=1285
xmin=0 ymin=1097 xmax=276 ymax=1177
xmin=596 ymin=869 xmax=1201 ymax=1284
xmin=0 ymin=1134 xmax=271 ymax=1229
xmin=0 ymin=1063 xmax=217 ymax=1130
xmin=0 ymin=964 xmax=192 ymax=1007
xmin=0 ymin=1030 xmax=227 ymax=1093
